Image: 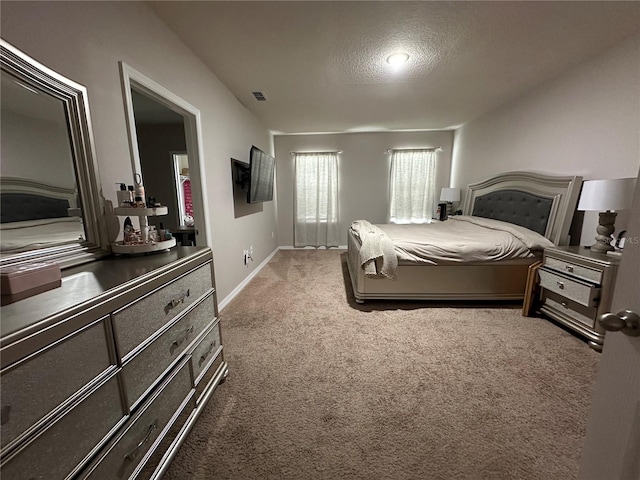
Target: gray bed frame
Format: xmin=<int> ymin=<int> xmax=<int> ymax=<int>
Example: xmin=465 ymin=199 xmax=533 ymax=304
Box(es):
xmin=347 ymin=171 xmax=583 ymax=303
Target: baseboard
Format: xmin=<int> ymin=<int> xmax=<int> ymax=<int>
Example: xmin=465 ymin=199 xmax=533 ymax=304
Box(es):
xmin=279 ymin=245 xmax=347 ymax=250
xmin=218 ymin=246 xmax=279 ymax=311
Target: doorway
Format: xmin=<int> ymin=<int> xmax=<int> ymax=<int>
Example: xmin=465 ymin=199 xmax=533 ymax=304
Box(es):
xmin=120 ymin=62 xmax=209 ymax=247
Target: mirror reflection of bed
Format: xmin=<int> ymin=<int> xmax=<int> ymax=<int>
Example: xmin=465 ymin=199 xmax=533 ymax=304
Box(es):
xmin=0 ymin=178 xmax=85 ymax=253
xmin=0 ymin=68 xmax=87 ymax=254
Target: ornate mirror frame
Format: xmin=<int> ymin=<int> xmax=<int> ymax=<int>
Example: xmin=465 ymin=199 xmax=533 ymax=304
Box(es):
xmin=0 ymin=39 xmax=109 ymax=268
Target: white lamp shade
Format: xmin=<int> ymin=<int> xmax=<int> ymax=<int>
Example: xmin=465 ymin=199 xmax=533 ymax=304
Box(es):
xmin=440 ymin=187 xmax=460 ymax=203
xmin=577 ymin=178 xmax=636 ymax=211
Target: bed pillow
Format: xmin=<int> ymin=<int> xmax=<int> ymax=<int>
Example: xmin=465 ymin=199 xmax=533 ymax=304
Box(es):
xmin=450 ymin=215 xmax=555 ymax=251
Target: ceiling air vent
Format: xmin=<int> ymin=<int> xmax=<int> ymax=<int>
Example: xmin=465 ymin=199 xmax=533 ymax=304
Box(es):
xmin=252 ymin=91 xmax=267 ymax=101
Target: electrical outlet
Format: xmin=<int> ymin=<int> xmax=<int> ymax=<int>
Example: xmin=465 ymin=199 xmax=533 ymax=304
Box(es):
xmin=249 ymin=245 xmax=253 ymax=255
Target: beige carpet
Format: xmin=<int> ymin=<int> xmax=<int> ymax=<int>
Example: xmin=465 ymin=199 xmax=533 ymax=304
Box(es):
xmin=164 ymin=249 xmax=600 ymax=480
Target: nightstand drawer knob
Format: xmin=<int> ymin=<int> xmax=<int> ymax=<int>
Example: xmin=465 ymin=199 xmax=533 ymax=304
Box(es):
xmin=556 ymin=281 xmax=565 ymax=289
xmin=565 ymin=265 xmax=574 ymax=273
xmin=598 ymin=310 xmax=640 ymax=337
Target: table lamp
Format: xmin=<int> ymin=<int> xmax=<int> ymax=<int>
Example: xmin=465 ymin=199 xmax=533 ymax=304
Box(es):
xmin=577 ymin=178 xmax=636 ymax=253
xmin=440 ymin=188 xmax=460 ymax=216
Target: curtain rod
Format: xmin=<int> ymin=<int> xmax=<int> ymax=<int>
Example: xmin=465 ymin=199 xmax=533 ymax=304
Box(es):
xmin=290 ymin=150 xmax=343 ymax=155
xmin=385 ymin=147 xmax=442 ymax=153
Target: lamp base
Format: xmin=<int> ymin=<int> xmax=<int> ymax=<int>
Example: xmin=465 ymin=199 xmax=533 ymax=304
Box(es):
xmin=590 ymin=211 xmax=616 ymax=253
xmin=446 ymin=202 xmax=453 ymax=216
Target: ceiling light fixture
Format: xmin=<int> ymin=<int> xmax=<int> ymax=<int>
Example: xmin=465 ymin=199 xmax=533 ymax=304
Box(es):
xmin=386 ymin=52 xmax=410 ymax=66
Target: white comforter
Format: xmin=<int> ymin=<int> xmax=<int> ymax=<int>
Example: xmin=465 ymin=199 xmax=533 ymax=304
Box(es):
xmin=0 ymin=217 xmax=85 ymax=252
xmin=351 ymin=216 xmax=554 ymax=267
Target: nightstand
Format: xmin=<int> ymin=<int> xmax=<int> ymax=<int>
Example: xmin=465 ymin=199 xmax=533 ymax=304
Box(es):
xmin=538 ymin=246 xmax=620 ymax=351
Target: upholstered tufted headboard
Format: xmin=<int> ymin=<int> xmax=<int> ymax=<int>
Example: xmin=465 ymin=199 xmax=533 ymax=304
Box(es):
xmin=1 ymin=193 xmax=70 ymax=223
xmin=0 ymin=177 xmax=78 ymax=224
xmin=471 ymin=189 xmax=553 ymax=236
xmin=462 ymin=171 xmax=583 ymax=246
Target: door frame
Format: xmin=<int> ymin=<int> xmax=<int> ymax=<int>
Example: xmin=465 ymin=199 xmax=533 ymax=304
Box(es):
xmin=119 ymin=62 xmax=210 ymax=247
xmin=579 ymin=168 xmax=640 ymax=479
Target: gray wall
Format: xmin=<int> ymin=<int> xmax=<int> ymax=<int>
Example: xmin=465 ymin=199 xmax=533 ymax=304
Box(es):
xmin=1 ymin=1 xmax=277 ymax=303
xmin=136 ymin=123 xmax=186 ymax=232
xmin=274 ymin=130 xmax=454 ymax=246
xmin=451 ymin=34 xmax=640 ymax=245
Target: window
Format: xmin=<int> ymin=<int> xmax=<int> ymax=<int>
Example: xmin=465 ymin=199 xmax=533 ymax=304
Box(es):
xmin=294 ymin=152 xmax=339 ymax=247
xmin=388 ymin=149 xmax=437 ymax=224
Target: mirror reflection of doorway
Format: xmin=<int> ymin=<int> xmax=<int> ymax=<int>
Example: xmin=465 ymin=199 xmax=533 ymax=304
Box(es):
xmin=129 ymin=90 xmax=196 ymax=246
xmin=120 ymin=62 xmax=207 ymax=249
xmin=172 ymin=152 xmax=196 ymax=246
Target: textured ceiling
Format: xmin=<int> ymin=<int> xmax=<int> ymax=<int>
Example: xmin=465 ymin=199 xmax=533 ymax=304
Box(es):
xmin=149 ymin=1 xmax=640 ymax=134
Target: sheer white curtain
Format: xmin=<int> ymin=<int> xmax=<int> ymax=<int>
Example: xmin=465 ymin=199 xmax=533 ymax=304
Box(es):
xmin=294 ymin=152 xmax=339 ymax=247
xmin=388 ymin=149 xmax=437 ymax=224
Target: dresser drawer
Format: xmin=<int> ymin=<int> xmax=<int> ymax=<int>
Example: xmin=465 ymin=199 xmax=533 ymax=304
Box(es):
xmin=543 ymin=291 xmax=597 ymax=329
xmin=112 ymin=264 xmax=213 ymax=360
xmin=191 ymin=321 xmax=222 ymax=386
xmin=82 ymin=359 xmax=192 ymax=480
xmin=195 ymin=354 xmax=225 ymax=405
xmin=544 ymin=256 xmax=602 ymax=284
xmin=1 ymin=318 xmax=113 ymax=451
xmin=539 ymin=269 xmax=600 ymax=307
xmin=121 ymin=295 xmax=216 ymax=409
xmin=135 ymin=395 xmax=196 ymax=480
xmin=1 ymin=375 xmax=124 ymax=480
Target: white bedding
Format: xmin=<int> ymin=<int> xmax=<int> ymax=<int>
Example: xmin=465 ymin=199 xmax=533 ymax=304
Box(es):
xmin=0 ymin=217 xmax=85 ymax=252
xmin=351 ymin=215 xmax=554 ymax=266
xmin=350 ymin=220 xmax=398 ymax=279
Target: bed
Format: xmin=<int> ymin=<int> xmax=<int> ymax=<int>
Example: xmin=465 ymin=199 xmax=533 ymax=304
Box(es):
xmin=0 ymin=177 xmax=85 ymax=253
xmin=346 ymin=171 xmax=583 ymax=303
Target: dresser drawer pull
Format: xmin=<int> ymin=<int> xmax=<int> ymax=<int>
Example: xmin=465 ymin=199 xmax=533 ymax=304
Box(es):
xmin=168 ymin=289 xmax=191 ymax=309
xmin=125 ymin=420 xmax=157 ymax=462
xmin=561 ymin=302 xmax=568 ymax=308
xmin=199 ymin=341 xmax=217 ymax=367
xmin=171 ymin=325 xmax=195 ymax=353
xmin=1 ymin=405 xmax=10 ymax=426
xmin=565 ymin=265 xmax=574 ymax=273
xmin=556 ymin=281 xmax=565 ymax=290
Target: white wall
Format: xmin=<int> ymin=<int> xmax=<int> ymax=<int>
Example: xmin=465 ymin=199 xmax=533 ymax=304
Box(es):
xmin=1 ymin=111 xmax=76 ymax=189
xmin=274 ymin=130 xmax=454 ymax=246
xmin=1 ymin=1 xmax=277 ymax=302
xmin=451 ymin=34 xmax=640 ymax=244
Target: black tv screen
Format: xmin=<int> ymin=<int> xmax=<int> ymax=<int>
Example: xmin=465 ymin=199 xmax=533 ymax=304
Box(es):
xmin=248 ymin=146 xmax=275 ymax=203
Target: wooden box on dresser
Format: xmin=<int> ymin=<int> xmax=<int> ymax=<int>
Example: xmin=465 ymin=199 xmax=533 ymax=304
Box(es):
xmin=0 ymin=247 xmax=228 ymax=480
xmin=538 ymin=245 xmax=620 ymax=351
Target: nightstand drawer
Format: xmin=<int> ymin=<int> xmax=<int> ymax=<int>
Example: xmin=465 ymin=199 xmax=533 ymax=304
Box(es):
xmin=544 ymin=256 xmax=603 ymax=284
xmin=539 ymin=269 xmax=600 ymax=307
xmin=543 ymin=291 xmax=597 ymax=328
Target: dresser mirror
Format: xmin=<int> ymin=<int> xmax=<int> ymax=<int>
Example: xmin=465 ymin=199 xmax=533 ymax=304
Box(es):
xmin=0 ymin=39 xmax=108 ymax=268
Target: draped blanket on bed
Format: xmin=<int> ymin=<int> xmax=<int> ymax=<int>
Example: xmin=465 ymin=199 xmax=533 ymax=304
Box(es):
xmin=350 ymin=215 xmax=554 ymax=272
xmin=350 ymin=220 xmax=398 ymax=279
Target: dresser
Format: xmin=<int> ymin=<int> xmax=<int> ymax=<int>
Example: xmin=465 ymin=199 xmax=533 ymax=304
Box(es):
xmin=0 ymin=247 xmax=227 ymax=479
xmin=538 ymin=246 xmax=620 ymax=351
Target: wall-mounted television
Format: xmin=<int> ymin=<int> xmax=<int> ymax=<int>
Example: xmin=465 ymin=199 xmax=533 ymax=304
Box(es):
xmin=247 ymin=145 xmax=275 ymax=203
